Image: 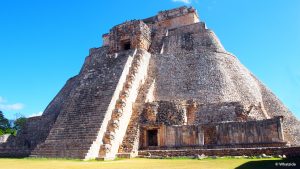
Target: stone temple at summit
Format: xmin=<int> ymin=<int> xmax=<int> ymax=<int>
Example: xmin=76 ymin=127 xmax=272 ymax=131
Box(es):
xmin=1 ymin=6 xmax=300 ymax=160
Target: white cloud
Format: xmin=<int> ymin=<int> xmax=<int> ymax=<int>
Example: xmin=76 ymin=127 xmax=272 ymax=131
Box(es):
xmin=172 ymin=0 xmax=192 ymax=4
xmin=0 ymin=103 xmax=24 ymax=111
xmin=0 ymin=96 xmax=24 ymax=111
xmin=28 ymin=111 xmax=43 ymax=117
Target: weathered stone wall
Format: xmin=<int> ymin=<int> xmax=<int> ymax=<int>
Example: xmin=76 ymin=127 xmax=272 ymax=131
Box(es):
xmin=108 ymin=20 xmax=151 ymax=53
xmin=153 ymin=52 xmax=241 ymax=103
xmin=156 ymin=12 xmax=199 ymax=30
xmin=213 ymin=117 xmax=284 ymax=145
xmin=15 ymin=116 xmax=54 ymax=148
xmin=157 ymin=6 xmax=198 ymax=22
xmin=161 ymin=25 xmax=225 ymax=54
xmin=141 ymin=101 xmax=187 ymax=125
xmin=154 ymin=6 xmax=199 ymax=30
xmin=139 ymin=146 xmax=300 ymax=157
xmin=0 ymin=115 xmax=56 ymax=157
xmin=140 ymin=100 xmax=268 ymax=126
xmin=158 ymin=125 xmax=203 ymax=148
xmin=194 ymin=102 xmax=267 ymax=123
xmin=149 ymin=21 xmax=278 ymax=129
xmin=168 ymin=22 xmax=206 ymax=37
xmin=149 ymin=18 xmax=267 ymax=108
xmin=195 ymin=102 xmax=238 ymax=123
xmin=140 ymin=117 xmax=284 ymax=149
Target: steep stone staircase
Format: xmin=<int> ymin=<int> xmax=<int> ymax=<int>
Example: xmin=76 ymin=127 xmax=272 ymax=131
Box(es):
xmin=30 ymin=49 xmax=150 ymax=160
xmin=97 ymin=50 xmax=151 ymax=160
xmin=30 ymin=49 xmax=142 ymax=159
xmin=117 ymin=63 xmax=156 ymax=158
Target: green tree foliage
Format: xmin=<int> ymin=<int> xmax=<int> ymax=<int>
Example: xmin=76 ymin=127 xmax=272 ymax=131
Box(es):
xmin=0 ymin=111 xmax=27 ymax=136
xmin=0 ymin=111 xmax=11 ymax=136
xmin=13 ymin=117 xmax=27 ymax=132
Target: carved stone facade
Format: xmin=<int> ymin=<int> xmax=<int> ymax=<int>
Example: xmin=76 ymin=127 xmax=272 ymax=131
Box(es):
xmin=106 ymin=20 xmax=151 ymax=53
xmin=1 ymin=6 xmax=300 ymax=159
xmin=140 ymin=117 xmax=285 ymax=149
xmin=141 ymin=101 xmax=187 ymax=125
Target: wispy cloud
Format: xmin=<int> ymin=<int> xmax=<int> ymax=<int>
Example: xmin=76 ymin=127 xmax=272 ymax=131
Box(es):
xmin=28 ymin=111 xmax=43 ymax=117
xmin=172 ymin=0 xmax=192 ymax=4
xmin=0 ymin=96 xmax=6 ymax=103
xmin=0 ymin=96 xmax=24 ymax=111
xmin=0 ymin=103 xmax=24 ymax=111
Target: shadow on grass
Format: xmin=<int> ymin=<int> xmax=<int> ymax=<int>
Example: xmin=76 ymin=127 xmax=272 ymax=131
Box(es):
xmin=236 ymin=158 xmax=300 ymax=169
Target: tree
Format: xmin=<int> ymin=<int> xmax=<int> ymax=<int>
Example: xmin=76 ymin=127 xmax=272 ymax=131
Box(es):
xmin=0 ymin=111 xmax=11 ymax=136
xmin=0 ymin=111 xmax=27 ymax=136
xmin=13 ymin=116 xmax=27 ymax=132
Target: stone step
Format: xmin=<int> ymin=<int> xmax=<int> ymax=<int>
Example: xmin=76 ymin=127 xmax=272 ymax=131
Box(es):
xmin=49 ymin=128 xmax=100 ymax=133
xmin=54 ymin=116 xmax=105 ymax=120
xmin=116 ymin=153 xmax=133 ymax=158
xmin=47 ymin=133 xmax=98 ymax=138
xmin=35 ymin=143 xmax=93 ymax=149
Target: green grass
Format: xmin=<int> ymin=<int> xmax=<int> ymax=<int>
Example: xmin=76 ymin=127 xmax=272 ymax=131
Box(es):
xmin=0 ymin=157 xmax=298 ymax=169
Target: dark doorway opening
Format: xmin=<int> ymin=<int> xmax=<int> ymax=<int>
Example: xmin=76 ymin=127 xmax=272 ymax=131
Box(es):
xmin=122 ymin=41 xmax=131 ymax=50
xmin=147 ymin=129 xmax=158 ymax=146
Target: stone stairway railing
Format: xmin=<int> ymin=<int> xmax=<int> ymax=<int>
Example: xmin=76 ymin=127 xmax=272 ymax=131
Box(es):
xmin=117 ymin=104 xmax=141 ymax=158
xmin=97 ymin=49 xmax=151 ymax=160
xmin=83 ymin=49 xmax=138 ymax=160
xmin=117 ymin=74 xmax=156 ymax=158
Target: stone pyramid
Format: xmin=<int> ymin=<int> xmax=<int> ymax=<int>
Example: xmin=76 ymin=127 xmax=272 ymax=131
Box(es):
xmin=1 ymin=6 xmax=299 ymax=160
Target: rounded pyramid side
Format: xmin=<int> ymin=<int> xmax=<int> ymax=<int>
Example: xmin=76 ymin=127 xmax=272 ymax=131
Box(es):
xmin=150 ymin=23 xmax=300 ymax=145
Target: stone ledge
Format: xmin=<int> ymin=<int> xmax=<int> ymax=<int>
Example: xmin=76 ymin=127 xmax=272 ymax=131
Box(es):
xmin=138 ymin=146 xmax=300 ymax=158
xmin=140 ymin=142 xmax=287 ymax=150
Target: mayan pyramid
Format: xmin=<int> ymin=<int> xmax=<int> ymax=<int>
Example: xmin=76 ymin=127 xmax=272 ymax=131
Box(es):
xmin=1 ymin=6 xmax=299 ymax=160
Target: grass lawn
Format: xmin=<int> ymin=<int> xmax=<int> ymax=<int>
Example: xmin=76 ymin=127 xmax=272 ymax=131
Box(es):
xmin=0 ymin=157 xmax=298 ymax=169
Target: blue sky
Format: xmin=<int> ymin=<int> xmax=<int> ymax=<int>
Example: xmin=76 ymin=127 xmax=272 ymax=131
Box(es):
xmin=0 ymin=0 xmax=299 ymax=120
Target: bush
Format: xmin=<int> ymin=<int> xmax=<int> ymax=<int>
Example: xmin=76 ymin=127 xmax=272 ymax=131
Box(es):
xmin=0 ymin=111 xmax=26 ymax=136
xmin=0 ymin=111 xmax=11 ymax=136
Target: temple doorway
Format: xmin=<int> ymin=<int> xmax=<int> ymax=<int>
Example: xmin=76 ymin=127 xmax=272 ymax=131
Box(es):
xmin=147 ymin=129 xmax=158 ymax=146
xmin=121 ymin=40 xmax=131 ymax=50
